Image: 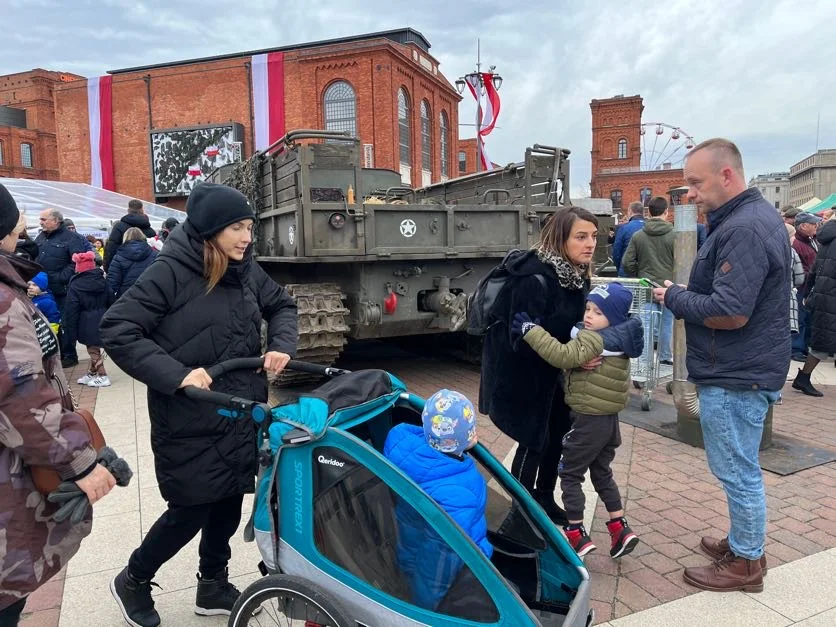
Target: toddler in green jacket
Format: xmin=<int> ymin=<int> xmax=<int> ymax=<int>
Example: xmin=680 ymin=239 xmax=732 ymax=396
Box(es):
xmin=512 ymin=282 xmax=643 ymax=558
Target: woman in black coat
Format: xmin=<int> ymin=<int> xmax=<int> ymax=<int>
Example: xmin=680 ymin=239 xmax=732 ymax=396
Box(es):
xmin=792 ymin=218 xmax=836 ymax=397
xmin=479 ymin=206 xmax=599 ymax=523
xmin=106 ymin=227 xmax=158 ymax=298
xmin=100 ymin=183 xmax=298 ymax=626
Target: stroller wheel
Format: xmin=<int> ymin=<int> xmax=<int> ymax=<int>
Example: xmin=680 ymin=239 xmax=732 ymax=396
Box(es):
xmin=228 ymin=574 xmax=352 ymax=627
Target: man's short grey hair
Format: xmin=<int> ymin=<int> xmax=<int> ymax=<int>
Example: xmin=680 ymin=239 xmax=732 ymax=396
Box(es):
xmin=686 ymin=138 xmax=744 ymax=177
xmin=628 ymin=201 xmax=644 ymax=215
xmin=46 ymin=209 xmax=63 ymax=222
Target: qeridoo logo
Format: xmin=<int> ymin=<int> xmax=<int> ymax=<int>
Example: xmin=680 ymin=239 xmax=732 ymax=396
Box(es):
xmin=317 ymin=455 xmax=345 ymax=468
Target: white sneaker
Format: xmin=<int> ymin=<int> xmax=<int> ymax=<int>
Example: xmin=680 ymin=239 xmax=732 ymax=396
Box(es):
xmin=87 ymin=375 xmax=111 ymax=387
xmin=77 ymin=373 xmax=95 ymax=385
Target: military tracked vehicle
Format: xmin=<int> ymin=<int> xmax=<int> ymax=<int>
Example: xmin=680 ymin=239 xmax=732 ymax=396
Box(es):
xmin=211 ymin=129 xmax=580 ymax=369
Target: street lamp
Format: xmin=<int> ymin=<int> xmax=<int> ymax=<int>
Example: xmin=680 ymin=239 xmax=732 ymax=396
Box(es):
xmin=455 ymin=66 xmax=502 ymax=173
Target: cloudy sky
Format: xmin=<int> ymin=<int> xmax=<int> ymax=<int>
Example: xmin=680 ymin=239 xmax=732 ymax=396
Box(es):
xmin=4 ymin=0 xmax=835 ymax=196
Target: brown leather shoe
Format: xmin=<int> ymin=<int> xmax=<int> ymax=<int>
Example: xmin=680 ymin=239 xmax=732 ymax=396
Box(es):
xmin=683 ymin=552 xmax=764 ymax=593
xmin=700 ymin=536 xmax=768 ymax=575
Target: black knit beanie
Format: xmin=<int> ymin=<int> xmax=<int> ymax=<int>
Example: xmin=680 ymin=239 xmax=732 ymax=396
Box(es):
xmin=0 ymin=183 xmax=20 ymax=241
xmin=185 ymin=183 xmax=255 ymax=239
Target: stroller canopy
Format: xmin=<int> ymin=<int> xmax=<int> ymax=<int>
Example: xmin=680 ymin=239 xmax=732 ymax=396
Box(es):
xmin=268 ymin=369 xmax=409 ymax=443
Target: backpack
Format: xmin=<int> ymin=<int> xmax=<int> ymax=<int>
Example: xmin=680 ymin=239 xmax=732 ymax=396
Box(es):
xmin=467 ymin=250 xmax=547 ymax=336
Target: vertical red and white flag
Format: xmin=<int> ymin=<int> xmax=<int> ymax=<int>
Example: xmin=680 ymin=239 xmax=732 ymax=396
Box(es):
xmin=251 ymin=52 xmax=286 ymax=152
xmin=87 ymin=75 xmax=115 ymax=190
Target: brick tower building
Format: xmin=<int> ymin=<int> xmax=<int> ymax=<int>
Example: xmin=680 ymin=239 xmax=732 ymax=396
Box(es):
xmin=590 ymin=95 xmax=691 ymax=213
xmin=49 ymin=28 xmax=462 ymax=209
xmin=0 ymin=69 xmax=83 ymax=181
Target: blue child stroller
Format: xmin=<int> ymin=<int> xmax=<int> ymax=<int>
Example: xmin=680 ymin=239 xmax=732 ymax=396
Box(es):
xmin=183 ymin=358 xmax=594 ymax=627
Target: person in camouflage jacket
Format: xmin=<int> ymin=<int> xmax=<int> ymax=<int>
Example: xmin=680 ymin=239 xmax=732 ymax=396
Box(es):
xmin=0 ymin=184 xmax=115 ymax=624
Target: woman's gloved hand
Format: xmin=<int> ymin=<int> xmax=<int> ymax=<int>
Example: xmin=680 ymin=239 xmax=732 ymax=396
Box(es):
xmin=511 ymin=312 xmax=540 ymax=341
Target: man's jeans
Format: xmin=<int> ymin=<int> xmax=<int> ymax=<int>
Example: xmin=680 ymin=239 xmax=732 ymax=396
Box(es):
xmin=641 ymin=303 xmax=673 ymax=362
xmin=697 ymin=385 xmax=780 ymax=560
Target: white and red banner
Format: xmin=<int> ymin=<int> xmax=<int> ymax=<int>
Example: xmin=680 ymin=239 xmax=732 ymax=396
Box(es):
xmin=87 ymin=75 xmax=115 ymax=190
xmin=464 ymin=73 xmax=502 ymax=171
xmin=251 ymin=52 xmax=286 ymax=151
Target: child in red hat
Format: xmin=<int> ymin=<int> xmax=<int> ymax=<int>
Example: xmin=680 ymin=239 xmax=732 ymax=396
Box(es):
xmin=64 ymin=252 xmax=112 ymax=386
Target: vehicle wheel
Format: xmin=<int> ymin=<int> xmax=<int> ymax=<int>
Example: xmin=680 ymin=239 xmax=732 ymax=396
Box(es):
xmin=641 ymin=391 xmax=652 ymax=411
xmin=228 ymin=574 xmax=352 ymax=627
xmin=633 ymin=380 xmax=644 ymax=390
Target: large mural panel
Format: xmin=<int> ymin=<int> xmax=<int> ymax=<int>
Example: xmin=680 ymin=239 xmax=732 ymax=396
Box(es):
xmin=150 ymin=123 xmax=245 ymax=197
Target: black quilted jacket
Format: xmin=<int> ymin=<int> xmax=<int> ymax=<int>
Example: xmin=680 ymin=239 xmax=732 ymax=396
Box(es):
xmin=665 ymin=188 xmax=791 ymax=391
xmin=809 ymin=220 xmax=836 ymax=354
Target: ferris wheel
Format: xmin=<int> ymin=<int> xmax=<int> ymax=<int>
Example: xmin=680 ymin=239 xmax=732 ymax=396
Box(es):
xmin=640 ymin=122 xmax=696 ymax=171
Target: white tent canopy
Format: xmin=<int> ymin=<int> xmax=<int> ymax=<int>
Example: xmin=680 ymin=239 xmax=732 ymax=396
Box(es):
xmin=1 ymin=177 xmax=186 ymax=237
xmin=797 ymin=197 xmax=821 ymax=212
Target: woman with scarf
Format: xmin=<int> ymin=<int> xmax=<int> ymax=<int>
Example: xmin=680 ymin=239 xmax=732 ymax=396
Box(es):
xmin=479 ymin=206 xmax=599 ymax=524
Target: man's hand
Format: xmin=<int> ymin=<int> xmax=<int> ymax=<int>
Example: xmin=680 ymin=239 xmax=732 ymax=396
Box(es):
xmin=262 ymin=351 xmax=291 ymax=375
xmin=179 ymin=368 xmax=212 ymax=390
xmin=580 ymin=356 xmax=603 ymax=370
xmin=653 ymin=279 xmax=686 ymax=303
xmin=75 ymin=463 xmax=116 ymax=504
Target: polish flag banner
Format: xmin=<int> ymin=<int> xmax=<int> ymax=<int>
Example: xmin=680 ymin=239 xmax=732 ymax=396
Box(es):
xmin=464 ymin=75 xmax=494 ymax=171
xmin=251 ymin=52 xmax=286 ymax=152
xmin=87 ymin=75 xmax=115 ymax=190
xmin=480 ymin=72 xmax=501 ymax=136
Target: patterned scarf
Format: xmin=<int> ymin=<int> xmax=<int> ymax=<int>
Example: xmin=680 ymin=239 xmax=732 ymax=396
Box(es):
xmin=534 ymin=246 xmax=587 ymax=291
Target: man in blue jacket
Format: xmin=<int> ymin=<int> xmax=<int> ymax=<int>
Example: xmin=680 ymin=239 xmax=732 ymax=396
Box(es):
xmin=612 ymin=202 xmax=645 ymax=276
xmin=653 ymin=139 xmax=790 ymax=594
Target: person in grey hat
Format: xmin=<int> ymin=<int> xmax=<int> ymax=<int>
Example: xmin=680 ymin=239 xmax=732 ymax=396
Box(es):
xmin=782 ymin=205 xmax=800 ymax=226
xmin=791 ymin=212 xmax=822 ymax=362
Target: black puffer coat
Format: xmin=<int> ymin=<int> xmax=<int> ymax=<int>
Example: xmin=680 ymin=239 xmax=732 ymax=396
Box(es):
xmin=63 ymin=268 xmax=111 ymax=347
xmin=107 ymin=240 xmax=158 ymax=298
xmin=478 ymin=250 xmax=589 ymax=451
xmin=809 ymin=220 xmax=836 ymax=355
xmin=99 ymin=221 xmax=298 ymax=506
xmin=34 ymin=225 xmax=88 ymax=297
xmin=104 ymin=214 xmax=156 ymax=270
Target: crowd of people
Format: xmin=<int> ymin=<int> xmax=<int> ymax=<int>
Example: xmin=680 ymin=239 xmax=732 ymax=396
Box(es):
xmin=1 ymin=136 xmax=835 ymax=625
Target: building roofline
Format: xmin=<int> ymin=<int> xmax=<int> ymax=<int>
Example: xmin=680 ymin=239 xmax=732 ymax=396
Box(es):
xmin=108 ymin=27 xmax=432 ymax=75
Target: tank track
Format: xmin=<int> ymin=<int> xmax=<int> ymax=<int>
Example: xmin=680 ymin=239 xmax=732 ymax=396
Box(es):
xmin=275 ymin=283 xmax=349 ymax=387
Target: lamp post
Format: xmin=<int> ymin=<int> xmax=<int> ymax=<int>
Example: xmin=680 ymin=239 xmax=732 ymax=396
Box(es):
xmin=455 ymin=60 xmax=502 ymax=174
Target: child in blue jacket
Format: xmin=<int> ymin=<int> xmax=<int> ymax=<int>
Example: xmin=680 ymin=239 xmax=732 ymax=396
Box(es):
xmin=384 ymin=389 xmax=492 ymax=612
xmin=28 ymin=272 xmax=61 ymax=332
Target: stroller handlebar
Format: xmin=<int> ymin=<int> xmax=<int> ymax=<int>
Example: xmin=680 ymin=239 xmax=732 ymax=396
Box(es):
xmin=205 ymin=357 xmax=350 ymax=380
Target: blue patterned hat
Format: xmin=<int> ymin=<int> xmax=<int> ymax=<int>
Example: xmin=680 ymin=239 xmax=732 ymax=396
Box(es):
xmin=422 ymin=389 xmax=478 ymax=456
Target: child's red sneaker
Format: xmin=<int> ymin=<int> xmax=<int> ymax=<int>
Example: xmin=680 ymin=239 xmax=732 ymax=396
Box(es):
xmin=606 ymin=517 xmax=639 ymax=558
xmin=564 ymin=524 xmax=596 ymax=557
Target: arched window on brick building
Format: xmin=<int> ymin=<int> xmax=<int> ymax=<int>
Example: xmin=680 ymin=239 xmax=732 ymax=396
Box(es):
xmin=420 ymin=100 xmax=432 ymax=186
xmin=617 ymin=138 xmax=627 ymax=159
xmin=323 ymin=81 xmax=356 ymax=137
xmin=640 ymin=186 xmax=652 ymax=207
xmin=440 ymin=110 xmax=450 ymax=179
xmin=398 ymin=88 xmax=411 ymax=184
xmin=458 ymin=150 xmax=467 ymax=174
xmin=20 ymin=143 xmax=34 ymax=168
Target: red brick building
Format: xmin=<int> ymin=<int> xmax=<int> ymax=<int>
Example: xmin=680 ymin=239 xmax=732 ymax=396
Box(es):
xmin=590 ymin=94 xmax=692 ymax=214
xmin=0 ymin=69 xmax=83 ymax=180
xmin=50 ymin=28 xmax=462 ymax=209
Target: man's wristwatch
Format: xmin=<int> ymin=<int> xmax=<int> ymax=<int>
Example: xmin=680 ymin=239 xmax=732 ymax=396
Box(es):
xmin=521 ymin=321 xmax=537 ymax=336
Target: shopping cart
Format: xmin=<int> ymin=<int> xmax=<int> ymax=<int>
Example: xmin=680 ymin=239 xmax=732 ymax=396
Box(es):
xmin=590 ymin=277 xmax=673 ymax=410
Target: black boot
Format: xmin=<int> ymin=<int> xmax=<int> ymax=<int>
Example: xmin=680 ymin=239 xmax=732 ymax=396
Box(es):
xmin=110 ymin=567 xmax=161 ymax=627
xmin=195 ymin=569 xmax=254 ymax=616
xmin=532 ymin=489 xmax=569 ymax=526
xmin=792 ymin=370 xmax=823 ymax=397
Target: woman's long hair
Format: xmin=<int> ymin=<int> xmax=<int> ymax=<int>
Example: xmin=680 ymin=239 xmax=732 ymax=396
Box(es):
xmin=204 ymin=237 xmax=228 ymax=292
xmin=538 ymin=206 xmax=599 ymax=279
